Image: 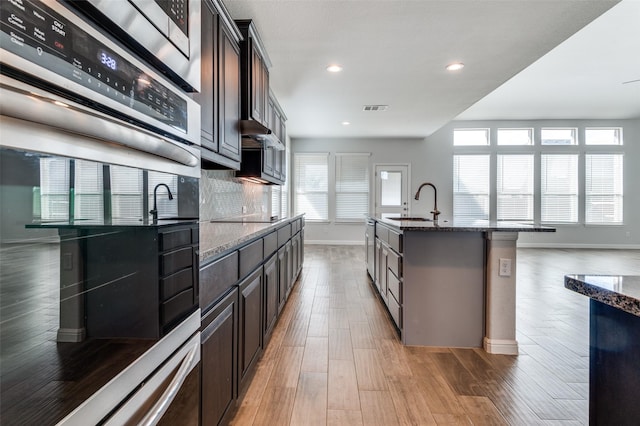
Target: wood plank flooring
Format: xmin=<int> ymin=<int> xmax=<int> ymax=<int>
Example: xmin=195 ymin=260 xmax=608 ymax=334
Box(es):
xmin=230 ymin=246 xmax=640 ymax=425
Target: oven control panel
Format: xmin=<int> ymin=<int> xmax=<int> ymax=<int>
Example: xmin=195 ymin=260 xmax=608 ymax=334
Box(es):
xmin=0 ymin=0 xmax=190 ymax=136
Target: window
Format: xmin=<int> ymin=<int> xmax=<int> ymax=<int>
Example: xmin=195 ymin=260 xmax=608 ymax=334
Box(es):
xmin=111 ymin=165 xmax=144 ymax=218
xmin=335 ymin=153 xmax=370 ymax=221
xmin=541 ymin=155 xmax=578 ymax=223
xmin=271 ymin=186 xmax=281 ymax=219
xmin=294 ymin=153 xmax=328 ymax=220
xmin=74 ymin=160 xmax=103 ymax=220
xmin=585 ymin=128 xmax=622 ymax=145
xmin=586 ymin=154 xmax=623 ymax=224
xmin=453 ymin=155 xmax=490 ymax=219
xmin=148 ymin=171 xmax=178 ymax=218
xmin=541 ymin=128 xmax=577 ymax=145
xmin=39 ymin=158 xmax=70 ymax=220
xmin=453 ymin=128 xmax=489 ymax=146
xmin=497 ymin=128 xmax=533 ymax=145
xmin=497 ymin=155 xmax=534 ymax=221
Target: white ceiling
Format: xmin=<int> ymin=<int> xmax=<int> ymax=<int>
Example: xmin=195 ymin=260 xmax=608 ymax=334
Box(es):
xmin=223 ymin=0 xmax=638 ymax=139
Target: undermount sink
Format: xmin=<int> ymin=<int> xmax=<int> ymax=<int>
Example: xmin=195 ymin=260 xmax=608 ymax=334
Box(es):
xmin=387 ymin=217 xmax=432 ymax=222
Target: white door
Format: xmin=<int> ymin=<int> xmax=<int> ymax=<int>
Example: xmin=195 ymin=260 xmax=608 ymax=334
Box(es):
xmin=374 ymin=164 xmax=410 ymax=217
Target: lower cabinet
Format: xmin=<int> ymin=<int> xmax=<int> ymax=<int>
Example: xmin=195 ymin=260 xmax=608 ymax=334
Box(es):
xmin=263 ymin=254 xmax=278 ymax=343
xmin=199 ymin=217 xmax=306 ymax=424
xmin=372 ymin=223 xmax=403 ymax=332
xmin=201 ymin=287 xmax=238 ymax=426
xmin=239 ymin=267 xmax=263 ymax=385
xmin=277 ymin=245 xmax=288 ymax=313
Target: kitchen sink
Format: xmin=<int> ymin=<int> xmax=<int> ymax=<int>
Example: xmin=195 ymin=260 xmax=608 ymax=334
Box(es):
xmin=387 ymin=217 xmax=432 ymax=221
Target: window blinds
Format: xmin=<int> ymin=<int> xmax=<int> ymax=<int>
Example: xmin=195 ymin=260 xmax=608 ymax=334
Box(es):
xmin=294 ymin=153 xmax=328 ymax=220
xmin=453 ymin=155 xmax=490 ymax=219
xmin=335 ymin=153 xmax=369 ymax=221
xmin=586 ymin=154 xmax=623 ymax=224
xmin=497 ymin=155 xmax=534 ymax=221
xmin=110 ymin=165 xmax=143 ymax=219
xmin=541 ymin=155 xmax=578 ymax=223
xmin=74 ymin=160 xmax=103 ymax=220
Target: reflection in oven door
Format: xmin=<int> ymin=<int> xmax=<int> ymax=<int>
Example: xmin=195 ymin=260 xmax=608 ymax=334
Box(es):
xmin=0 ymin=147 xmax=200 ymax=425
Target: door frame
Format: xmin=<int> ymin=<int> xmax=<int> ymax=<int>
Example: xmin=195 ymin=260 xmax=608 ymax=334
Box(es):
xmin=372 ymin=163 xmax=411 ymax=217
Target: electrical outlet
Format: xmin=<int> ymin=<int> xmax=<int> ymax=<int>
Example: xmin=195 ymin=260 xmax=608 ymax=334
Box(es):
xmin=499 ymin=258 xmax=512 ymax=277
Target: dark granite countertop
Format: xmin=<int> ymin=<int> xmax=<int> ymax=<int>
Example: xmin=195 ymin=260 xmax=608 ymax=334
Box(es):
xmin=26 ymin=217 xmax=198 ymax=229
xmin=200 ymin=215 xmax=304 ymax=262
xmin=371 ymin=215 xmax=555 ymax=232
xmin=565 ymin=275 xmax=640 ymax=317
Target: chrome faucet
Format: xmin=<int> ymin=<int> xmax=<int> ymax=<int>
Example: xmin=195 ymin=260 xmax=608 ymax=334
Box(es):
xmin=414 ymin=182 xmax=440 ymax=221
xmin=150 ymin=183 xmax=173 ymax=222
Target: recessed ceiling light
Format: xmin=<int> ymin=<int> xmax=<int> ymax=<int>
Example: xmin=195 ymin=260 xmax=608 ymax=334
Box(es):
xmin=342 ymin=121 xmax=351 ymax=126
xmin=326 ymin=64 xmax=343 ymax=73
xmin=446 ymin=62 xmax=465 ymax=71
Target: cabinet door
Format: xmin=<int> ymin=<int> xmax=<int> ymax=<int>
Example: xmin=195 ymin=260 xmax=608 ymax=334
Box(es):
xmin=263 ymin=146 xmax=275 ymax=177
xmin=201 ymin=288 xmax=238 ymax=426
xmin=250 ymin=44 xmax=264 ymax=124
xmin=219 ymin=22 xmax=241 ymax=161
xmin=277 ymin=247 xmax=288 ymax=312
xmin=239 ymin=267 xmax=262 ymax=383
xmin=199 ymin=2 xmax=218 ymax=153
xmin=261 ymin=61 xmax=270 ymax=126
xmin=263 ymin=254 xmax=278 ymax=341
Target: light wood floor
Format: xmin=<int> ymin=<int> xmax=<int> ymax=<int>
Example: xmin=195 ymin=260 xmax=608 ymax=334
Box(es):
xmin=229 ymin=246 xmax=640 ymax=425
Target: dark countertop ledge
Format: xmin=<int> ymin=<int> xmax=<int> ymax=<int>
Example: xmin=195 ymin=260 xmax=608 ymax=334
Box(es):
xmin=371 ymin=215 xmax=555 ymax=232
xmin=25 ymin=218 xmax=199 ymax=229
xmin=565 ymin=275 xmax=640 ymax=317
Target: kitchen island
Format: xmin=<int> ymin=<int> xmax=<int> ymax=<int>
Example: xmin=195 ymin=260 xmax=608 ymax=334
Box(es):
xmin=368 ymin=216 xmax=554 ymax=354
xmin=565 ymin=275 xmax=640 ymax=425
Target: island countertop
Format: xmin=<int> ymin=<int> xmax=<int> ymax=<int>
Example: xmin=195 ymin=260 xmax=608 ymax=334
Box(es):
xmin=372 ymin=215 xmax=555 ymax=232
xmin=565 ymin=275 xmax=640 ymax=317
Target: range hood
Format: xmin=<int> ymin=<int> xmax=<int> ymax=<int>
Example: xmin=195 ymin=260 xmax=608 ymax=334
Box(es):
xmin=240 ymin=120 xmax=285 ymax=150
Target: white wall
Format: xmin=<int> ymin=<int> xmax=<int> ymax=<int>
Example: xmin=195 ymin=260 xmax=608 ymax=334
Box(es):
xmin=291 ymin=118 xmax=640 ymax=248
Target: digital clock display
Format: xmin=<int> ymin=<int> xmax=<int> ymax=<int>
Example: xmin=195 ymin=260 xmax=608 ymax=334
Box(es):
xmin=99 ymin=50 xmax=117 ymax=71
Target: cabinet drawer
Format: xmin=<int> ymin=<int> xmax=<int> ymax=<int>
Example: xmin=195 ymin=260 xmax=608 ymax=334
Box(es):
xmin=161 ymin=267 xmax=194 ymax=301
xmin=388 ymin=230 xmax=403 ymax=254
xmin=375 ymin=225 xmax=389 ymax=243
xmin=388 ymin=270 xmax=402 ymax=303
xmin=291 ymin=219 xmax=300 ymax=235
xmin=387 ymin=292 xmax=402 ymax=329
xmin=200 ymin=251 xmax=239 ymax=312
xmin=239 ymin=239 xmax=263 ymax=279
xmin=161 ymin=247 xmax=194 ymax=276
xmin=277 ymin=224 xmax=291 ymax=247
xmin=162 ymin=288 xmax=195 ymax=326
xmin=388 ymin=249 xmax=402 ymax=278
xmin=263 ymin=231 xmax=277 ymax=259
xmin=160 ymin=228 xmax=192 ymax=252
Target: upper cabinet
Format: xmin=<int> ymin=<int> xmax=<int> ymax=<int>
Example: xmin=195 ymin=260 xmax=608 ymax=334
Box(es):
xmin=235 ymin=20 xmax=270 ymax=128
xmin=198 ymin=0 xmax=242 ymax=170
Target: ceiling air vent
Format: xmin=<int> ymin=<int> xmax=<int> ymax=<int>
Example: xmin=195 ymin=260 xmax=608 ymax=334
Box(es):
xmin=362 ymin=105 xmax=389 ymax=111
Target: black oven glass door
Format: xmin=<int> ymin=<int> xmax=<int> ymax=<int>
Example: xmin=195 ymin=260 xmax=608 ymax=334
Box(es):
xmin=0 ymin=147 xmax=199 ymax=425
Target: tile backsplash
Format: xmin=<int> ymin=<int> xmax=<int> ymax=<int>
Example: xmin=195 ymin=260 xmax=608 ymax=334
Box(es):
xmin=200 ymin=170 xmax=271 ymax=221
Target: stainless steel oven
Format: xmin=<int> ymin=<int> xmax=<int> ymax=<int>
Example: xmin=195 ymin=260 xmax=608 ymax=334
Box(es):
xmin=1 ymin=0 xmax=202 ymax=424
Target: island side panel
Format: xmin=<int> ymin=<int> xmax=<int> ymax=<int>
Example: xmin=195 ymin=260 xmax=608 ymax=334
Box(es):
xmin=402 ymin=231 xmax=485 ymax=347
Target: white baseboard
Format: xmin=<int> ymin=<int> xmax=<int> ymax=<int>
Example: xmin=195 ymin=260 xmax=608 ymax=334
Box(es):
xmin=517 ymin=242 xmax=640 ymax=249
xmin=304 ymin=240 xmax=364 ymax=246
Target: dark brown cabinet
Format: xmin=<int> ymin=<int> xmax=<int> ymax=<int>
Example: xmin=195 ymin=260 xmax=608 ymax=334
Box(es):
xmin=238 ymin=266 xmax=262 ymax=385
xmin=263 ymin=254 xmax=278 ymax=342
xmin=236 ymin=20 xmax=270 ymax=127
xmin=199 ymin=1 xmax=242 ymax=170
xmin=277 ymin=245 xmax=288 ymax=313
xmin=85 ymin=223 xmax=198 ymax=339
xmin=201 ymin=287 xmax=238 ymax=426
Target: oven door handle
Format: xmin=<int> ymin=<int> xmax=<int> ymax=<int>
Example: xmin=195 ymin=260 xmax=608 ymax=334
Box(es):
xmin=139 ymin=336 xmax=200 ymax=426
xmin=102 ymin=332 xmax=201 ymax=426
